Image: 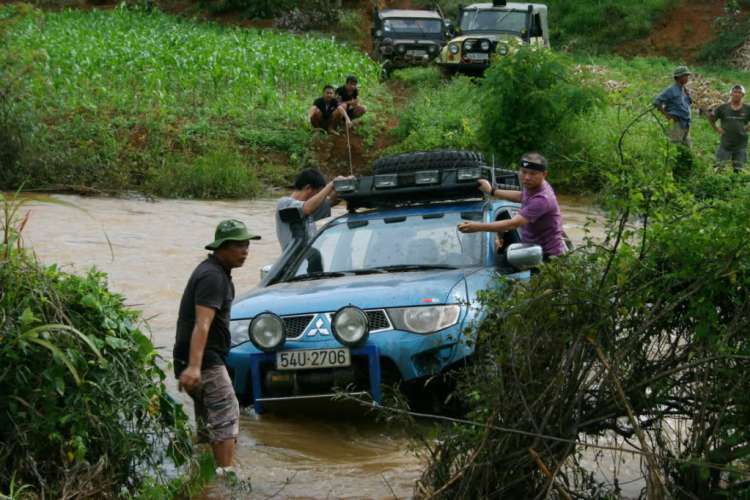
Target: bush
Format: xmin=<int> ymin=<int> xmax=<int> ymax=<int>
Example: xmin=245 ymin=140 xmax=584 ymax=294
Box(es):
xmin=144 ymin=146 xmax=262 ymax=198
xmin=478 ymin=47 xmax=606 ymax=165
xmin=411 ymin=154 xmax=750 ymax=498
xmin=0 ymin=195 xmax=211 ymax=498
xmin=383 ymin=76 xmax=482 ymax=156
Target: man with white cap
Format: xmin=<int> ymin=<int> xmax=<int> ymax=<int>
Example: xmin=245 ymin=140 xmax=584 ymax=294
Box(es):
xmin=653 ymin=66 xmax=693 ymax=148
xmin=708 ymin=85 xmax=750 ymax=172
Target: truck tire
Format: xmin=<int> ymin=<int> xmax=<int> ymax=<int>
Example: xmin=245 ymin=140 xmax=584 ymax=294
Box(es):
xmin=371 ymin=149 xmax=487 ymax=174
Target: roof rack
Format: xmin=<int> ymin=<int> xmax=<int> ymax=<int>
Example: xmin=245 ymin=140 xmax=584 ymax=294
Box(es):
xmin=336 ymin=166 xmax=520 ymax=211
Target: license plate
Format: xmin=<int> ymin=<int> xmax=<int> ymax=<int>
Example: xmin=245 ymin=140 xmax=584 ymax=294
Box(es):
xmin=407 ymin=50 xmax=426 ymax=56
xmin=276 ymin=348 xmax=351 ymax=371
xmin=465 ymin=52 xmax=489 ymax=60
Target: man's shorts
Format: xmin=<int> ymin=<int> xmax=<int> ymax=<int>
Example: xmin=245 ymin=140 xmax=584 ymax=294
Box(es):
xmin=667 ymin=120 xmax=692 ymax=148
xmin=187 ymin=365 xmax=239 ymax=444
xmin=715 ymin=146 xmax=747 ymax=172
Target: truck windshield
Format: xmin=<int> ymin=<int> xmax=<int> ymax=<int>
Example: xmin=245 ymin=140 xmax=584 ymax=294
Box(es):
xmin=287 ymin=212 xmax=484 ymax=279
xmin=383 ymin=18 xmax=443 ymax=34
xmin=459 ymin=9 xmax=527 ymax=33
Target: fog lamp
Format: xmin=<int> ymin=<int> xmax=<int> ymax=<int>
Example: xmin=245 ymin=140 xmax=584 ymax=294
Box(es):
xmin=249 ymin=312 xmax=286 ymax=352
xmin=463 ymin=40 xmax=473 ymax=51
xmin=480 ymin=40 xmax=490 ymax=51
xmin=457 ymin=167 xmax=481 ymax=181
xmin=334 ymin=179 xmax=357 ymax=193
xmin=396 ymin=44 xmax=406 ymax=54
xmin=374 ymin=174 xmax=398 ymax=188
xmin=332 ymin=306 xmax=370 ymax=347
xmin=415 ymin=170 xmax=439 ymax=185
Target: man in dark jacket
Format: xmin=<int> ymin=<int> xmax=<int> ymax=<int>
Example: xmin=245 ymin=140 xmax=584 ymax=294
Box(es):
xmin=653 ymin=66 xmax=693 ymax=148
xmin=173 ymin=219 xmax=260 ymax=469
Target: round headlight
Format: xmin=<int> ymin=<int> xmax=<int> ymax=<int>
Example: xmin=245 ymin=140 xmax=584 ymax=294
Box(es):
xmin=396 ymin=44 xmax=406 ymax=54
xmin=249 ymin=312 xmax=286 ymax=352
xmin=463 ymin=40 xmax=473 ymax=51
xmin=332 ymin=306 xmax=370 ymax=347
xmin=497 ymin=44 xmax=509 ymax=55
xmin=480 ymin=40 xmax=490 ymax=51
xmin=375 ymin=29 xmax=382 ymax=37
xmin=448 ymin=44 xmax=459 ymax=54
xmin=383 ymin=37 xmax=393 ymax=45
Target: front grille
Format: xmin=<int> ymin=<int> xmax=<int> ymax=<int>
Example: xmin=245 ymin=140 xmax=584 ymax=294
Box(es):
xmin=367 ymin=310 xmax=391 ymax=331
xmin=282 ymin=315 xmax=314 ymax=339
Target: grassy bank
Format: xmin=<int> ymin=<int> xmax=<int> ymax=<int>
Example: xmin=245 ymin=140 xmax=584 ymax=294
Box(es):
xmin=386 ymin=56 xmax=748 ymax=194
xmin=0 ymin=4 xmax=385 ymax=198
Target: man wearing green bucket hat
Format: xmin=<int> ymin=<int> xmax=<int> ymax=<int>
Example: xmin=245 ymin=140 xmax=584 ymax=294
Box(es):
xmin=173 ymin=219 xmax=260 ymax=470
xmin=653 ymin=65 xmax=693 ymax=148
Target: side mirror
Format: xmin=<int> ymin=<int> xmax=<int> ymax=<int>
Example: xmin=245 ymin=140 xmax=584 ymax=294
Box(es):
xmin=505 ymin=243 xmax=543 ymax=271
xmin=529 ymin=25 xmax=542 ymax=37
xmin=260 ymin=264 xmax=273 ymax=280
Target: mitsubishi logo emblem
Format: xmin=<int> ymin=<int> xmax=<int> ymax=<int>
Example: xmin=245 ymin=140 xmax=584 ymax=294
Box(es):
xmin=306 ymin=316 xmax=331 ymax=337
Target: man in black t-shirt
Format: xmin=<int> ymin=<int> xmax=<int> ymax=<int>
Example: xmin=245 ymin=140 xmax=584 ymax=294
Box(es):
xmin=336 ymin=75 xmax=367 ymax=129
xmin=173 ymin=219 xmax=260 ymax=469
xmin=708 ymin=85 xmax=750 ymax=172
xmin=308 ymin=85 xmax=345 ymax=136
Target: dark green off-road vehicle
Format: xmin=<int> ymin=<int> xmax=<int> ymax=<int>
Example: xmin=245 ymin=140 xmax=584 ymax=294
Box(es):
xmin=371 ymin=8 xmax=450 ymax=74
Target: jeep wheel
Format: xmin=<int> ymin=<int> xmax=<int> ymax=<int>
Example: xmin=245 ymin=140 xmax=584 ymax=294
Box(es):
xmin=371 ymin=149 xmax=487 ymax=175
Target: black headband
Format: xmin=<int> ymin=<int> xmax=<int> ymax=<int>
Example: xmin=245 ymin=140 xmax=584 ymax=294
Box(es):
xmin=519 ymin=160 xmax=547 ymax=172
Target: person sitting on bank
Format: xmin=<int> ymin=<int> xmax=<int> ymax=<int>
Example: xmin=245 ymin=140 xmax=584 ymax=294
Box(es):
xmin=275 ymin=168 xmax=347 ymax=251
xmin=457 ymin=152 xmax=566 ymax=262
xmin=308 ymin=85 xmax=345 ymax=136
xmin=336 ymin=75 xmax=367 ymax=129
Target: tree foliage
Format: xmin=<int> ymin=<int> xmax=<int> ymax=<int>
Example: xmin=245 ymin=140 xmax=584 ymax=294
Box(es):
xmin=478 ymin=47 xmax=606 ymax=165
xmin=413 ymin=149 xmax=750 ymax=498
xmin=0 ymin=194 xmax=210 ymax=499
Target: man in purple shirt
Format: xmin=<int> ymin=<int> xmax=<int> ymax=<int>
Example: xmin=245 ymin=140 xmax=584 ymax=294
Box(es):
xmin=458 ymin=152 xmax=566 ymax=260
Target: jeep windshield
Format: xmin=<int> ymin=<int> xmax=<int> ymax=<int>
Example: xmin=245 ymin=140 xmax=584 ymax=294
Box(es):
xmin=285 ymin=211 xmax=483 ymax=281
xmin=459 ymin=9 xmax=527 ymax=33
xmin=383 ymin=18 xmax=443 ymax=34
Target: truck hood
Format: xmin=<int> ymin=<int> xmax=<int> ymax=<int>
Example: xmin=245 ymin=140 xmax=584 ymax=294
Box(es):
xmin=232 ymin=269 xmax=472 ymax=319
xmin=388 ymin=37 xmax=441 ymax=45
xmin=449 ymin=33 xmax=522 ymax=43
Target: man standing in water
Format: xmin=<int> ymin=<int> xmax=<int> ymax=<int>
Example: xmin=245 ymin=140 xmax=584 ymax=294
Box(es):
xmin=275 ymin=168 xmax=346 ymax=251
xmin=708 ymin=85 xmax=750 ymax=172
xmin=173 ymin=219 xmax=260 ymax=470
xmin=653 ymin=66 xmax=693 ymax=148
xmin=458 ymin=152 xmax=566 ymax=261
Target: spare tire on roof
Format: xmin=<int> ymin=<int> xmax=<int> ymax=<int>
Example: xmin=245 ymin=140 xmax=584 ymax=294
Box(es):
xmin=371 ymin=149 xmax=487 ymax=174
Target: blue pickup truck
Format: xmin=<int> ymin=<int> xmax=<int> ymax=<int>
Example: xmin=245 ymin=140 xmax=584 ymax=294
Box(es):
xmin=226 ymin=150 xmax=550 ymax=414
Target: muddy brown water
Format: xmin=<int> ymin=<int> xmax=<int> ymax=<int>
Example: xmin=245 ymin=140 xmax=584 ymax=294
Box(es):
xmin=19 ymin=194 xmax=643 ymax=499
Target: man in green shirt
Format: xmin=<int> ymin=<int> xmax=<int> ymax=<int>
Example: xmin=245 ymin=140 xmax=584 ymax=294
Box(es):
xmin=708 ymin=85 xmax=750 ymax=172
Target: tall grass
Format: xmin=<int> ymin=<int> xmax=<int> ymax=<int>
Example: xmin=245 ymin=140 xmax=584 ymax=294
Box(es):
xmin=1 ymin=4 xmax=383 ymax=197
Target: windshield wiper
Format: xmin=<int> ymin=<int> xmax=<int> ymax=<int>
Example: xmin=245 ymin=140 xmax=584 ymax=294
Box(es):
xmin=346 ymin=268 xmax=389 ymax=275
xmin=287 ymin=271 xmax=350 ymax=282
xmin=371 ymin=264 xmax=458 ymax=272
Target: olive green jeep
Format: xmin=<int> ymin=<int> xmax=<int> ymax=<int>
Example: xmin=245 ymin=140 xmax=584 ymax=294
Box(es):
xmin=436 ymin=0 xmax=549 ymax=76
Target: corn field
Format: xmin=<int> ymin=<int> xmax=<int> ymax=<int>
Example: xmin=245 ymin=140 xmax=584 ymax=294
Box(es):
xmin=8 ymin=5 xmax=380 ymax=120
